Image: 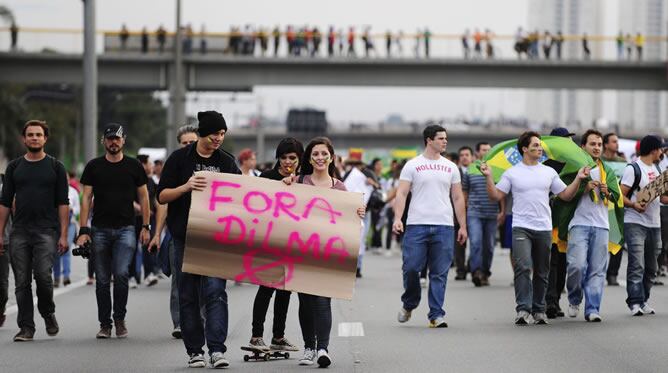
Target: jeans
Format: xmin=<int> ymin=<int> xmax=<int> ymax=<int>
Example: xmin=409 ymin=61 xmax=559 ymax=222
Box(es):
xmin=566 ymin=226 xmax=609 ymax=316
xmin=54 ymin=222 xmax=75 ymax=280
xmin=358 ymin=214 xmax=371 ymax=270
xmin=168 ymin=239 xmax=180 ymax=329
xmin=0 ymin=242 xmax=10 ymax=315
xmin=92 ymin=226 xmax=136 ymax=327
xmin=511 ymin=227 xmax=552 ymax=313
xmin=625 ymin=223 xmax=662 ymax=307
xmin=401 ymin=225 xmax=454 ymax=320
xmin=173 ymin=239 xmax=228 ymax=356
xmin=252 ymin=286 xmax=291 ymax=339
xmin=9 ymin=227 xmax=57 ymax=330
xmin=467 ymin=215 xmax=497 ymax=275
xmin=546 ymin=244 xmax=566 ymax=309
xmin=607 ymin=249 xmax=623 ymax=278
xmin=298 ymin=293 xmax=331 ymax=351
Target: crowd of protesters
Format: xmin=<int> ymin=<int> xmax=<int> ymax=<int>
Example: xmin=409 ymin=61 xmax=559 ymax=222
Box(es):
xmin=1 ymin=114 xmax=667 ymax=369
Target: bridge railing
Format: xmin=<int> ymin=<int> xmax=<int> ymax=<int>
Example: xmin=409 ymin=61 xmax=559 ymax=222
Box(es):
xmin=1 ymin=27 xmax=667 ymax=61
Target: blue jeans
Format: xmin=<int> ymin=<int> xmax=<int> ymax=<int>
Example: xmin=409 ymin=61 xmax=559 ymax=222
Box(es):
xmin=173 ymin=239 xmax=228 ymax=356
xmin=9 ymin=227 xmax=57 ymax=330
xmin=566 ymin=226 xmax=609 ymax=316
xmin=511 ymin=227 xmax=552 ymax=313
xmin=92 ymin=226 xmax=136 ymax=327
xmin=358 ymin=214 xmax=371 ymax=270
xmin=625 ymin=223 xmax=662 ymax=307
xmin=53 ymin=222 xmax=75 ymax=279
xmin=401 ymin=225 xmax=454 ymax=320
xmin=467 ymin=215 xmax=497 ymax=275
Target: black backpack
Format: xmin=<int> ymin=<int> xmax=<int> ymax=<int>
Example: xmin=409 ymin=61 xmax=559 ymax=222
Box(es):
xmin=626 ymin=162 xmax=662 ymax=199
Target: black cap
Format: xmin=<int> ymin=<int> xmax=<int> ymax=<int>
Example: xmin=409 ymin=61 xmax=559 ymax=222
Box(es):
xmin=103 ymin=123 xmax=125 ymax=138
xmin=639 ymin=135 xmax=667 ymax=156
xmin=197 ymin=111 xmax=227 ymax=137
xmin=549 ymin=127 xmax=575 ymax=137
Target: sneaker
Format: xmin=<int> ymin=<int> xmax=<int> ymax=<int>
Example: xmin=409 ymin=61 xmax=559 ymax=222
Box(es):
xmin=652 ymin=279 xmax=664 ymax=286
xmin=299 ymin=348 xmax=315 ymax=366
xmin=44 ymin=313 xmax=59 ymax=336
xmin=356 ymin=268 xmax=362 ymax=278
xmin=585 ymin=313 xmax=602 ymax=322
xmin=53 ymin=278 xmax=60 ymax=288
xmin=248 ymin=337 xmax=270 ymax=352
xmin=210 ymin=352 xmax=229 ymax=369
xmin=533 ymin=312 xmax=549 ymax=325
xmin=172 ymin=327 xmax=182 ymax=339
xmin=145 ymin=273 xmax=159 ymax=287
xmin=641 ymin=304 xmax=656 ymax=315
xmin=555 ymin=306 xmax=565 ymax=318
xmin=63 ymin=277 xmax=71 ymax=286
xmin=545 ymin=305 xmax=558 ymax=319
xmin=0 ymin=313 xmax=5 ymax=328
xmin=454 ymin=273 xmax=466 ymax=281
xmin=13 ymin=327 xmax=34 ymax=342
xmin=317 ymin=349 xmax=332 ymax=368
xmin=428 ymin=317 xmax=448 ymax=328
xmin=419 ymin=278 xmax=427 ymax=288
xmin=270 ymin=337 xmax=299 ymax=351
xmin=515 ymin=311 xmax=530 ymax=325
xmin=96 ymin=325 xmax=112 ymax=339
xmin=397 ymin=307 xmax=412 ymax=323
xmin=115 ymin=320 xmax=128 ymax=338
xmin=384 ymin=250 xmax=393 ymax=257
xmin=480 ymin=274 xmax=490 ymax=286
xmin=130 ymin=279 xmax=139 ymax=289
xmin=567 ymin=304 xmax=579 ymax=318
xmin=187 ymin=353 xmax=206 ymax=368
xmin=630 ymin=304 xmax=644 ymax=316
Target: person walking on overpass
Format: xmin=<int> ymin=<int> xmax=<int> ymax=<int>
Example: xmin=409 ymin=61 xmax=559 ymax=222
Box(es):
xmin=393 ymin=125 xmax=468 ymax=328
xmin=481 ymin=131 xmax=589 ymax=325
xmin=0 ymin=120 xmax=69 ymax=342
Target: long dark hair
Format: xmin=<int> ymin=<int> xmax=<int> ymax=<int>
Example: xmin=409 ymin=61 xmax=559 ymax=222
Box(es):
xmin=300 ymin=137 xmax=337 ymax=178
xmin=273 ymin=137 xmax=304 ymax=172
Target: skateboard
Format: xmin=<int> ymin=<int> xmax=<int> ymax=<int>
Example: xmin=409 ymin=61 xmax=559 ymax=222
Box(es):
xmin=241 ymin=346 xmax=290 ymax=362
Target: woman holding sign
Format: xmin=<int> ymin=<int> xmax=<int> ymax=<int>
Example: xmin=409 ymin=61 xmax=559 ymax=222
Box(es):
xmin=283 ymin=137 xmax=366 ymax=368
xmin=246 ymin=138 xmax=304 ymax=354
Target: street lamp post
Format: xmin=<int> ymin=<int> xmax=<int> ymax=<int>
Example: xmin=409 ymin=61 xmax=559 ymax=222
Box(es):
xmin=82 ymin=0 xmax=97 ymax=161
xmin=167 ymin=0 xmax=186 ymax=153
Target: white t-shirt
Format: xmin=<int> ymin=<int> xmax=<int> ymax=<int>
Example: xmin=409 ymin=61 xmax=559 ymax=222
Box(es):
xmin=496 ymin=162 xmax=567 ymax=231
xmin=400 ymin=154 xmax=460 ymax=226
xmin=344 ymin=167 xmax=373 ymax=205
xmin=569 ymin=167 xmax=609 ymax=230
xmin=621 ymin=160 xmax=661 ymax=228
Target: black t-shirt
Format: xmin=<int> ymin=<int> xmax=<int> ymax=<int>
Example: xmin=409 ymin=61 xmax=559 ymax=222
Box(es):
xmin=0 ymin=155 xmax=69 ymax=229
xmin=259 ymin=168 xmax=285 ymax=181
xmin=80 ymin=155 xmax=148 ymax=228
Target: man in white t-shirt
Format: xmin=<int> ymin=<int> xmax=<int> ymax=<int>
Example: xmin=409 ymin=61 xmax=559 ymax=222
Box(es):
xmin=481 ymin=131 xmax=588 ymax=325
xmin=392 ymin=125 xmax=468 ymax=328
xmin=565 ymin=130 xmax=620 ymax=322
xmin=621 ymin=135 xmax=667 ymax=316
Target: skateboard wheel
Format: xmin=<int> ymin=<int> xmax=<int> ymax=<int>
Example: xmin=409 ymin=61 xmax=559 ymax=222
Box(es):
xmin=243 ymin=355 xmax=249 ymax=362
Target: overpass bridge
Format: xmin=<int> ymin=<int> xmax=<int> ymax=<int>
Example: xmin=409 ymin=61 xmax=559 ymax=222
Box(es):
xmin=1 ymin=52 xmax=667 ymax=91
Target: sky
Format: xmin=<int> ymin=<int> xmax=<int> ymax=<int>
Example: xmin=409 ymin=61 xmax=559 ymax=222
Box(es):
xmin=0 ymin=0 xmax=622 ymax=126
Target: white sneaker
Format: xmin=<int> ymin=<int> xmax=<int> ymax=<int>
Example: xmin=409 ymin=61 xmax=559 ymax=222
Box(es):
xmin=397 ymin=307 xmax=412 ymax=323
xmin=187 ymin=353 xmax=206 ymax=368
xmin=316 ymin=349 xmax=332 ymax=368
xmin=384 ymin=250 xmax=393 ymax=257
xmin=514 ymin=310 xmax=530 ymax=325
xmin=130 ymin=279 xmax=139 ymax=289
xmin=209 ymin=352 xmax=229 ymax=369
xmin=567 ymin=304 xmax=579 ymax=318
xmin=299 ymin=348 xmax=315 ymax=366
xmin=586 ymin=313 xmax=602 ymax=322
xmin=419 ymin=278 xmax=427 ymax=288
xmin=631 ymin=304 xmax=644 ymax=316
xmin=145 ymin=273 xmax=158 ymax=287
xmin=641 ymin=304 xmax=656 ymax=315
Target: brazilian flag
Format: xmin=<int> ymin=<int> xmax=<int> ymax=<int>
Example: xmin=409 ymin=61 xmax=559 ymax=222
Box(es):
xmin=468 ymin=136 xmax=624 ymax=253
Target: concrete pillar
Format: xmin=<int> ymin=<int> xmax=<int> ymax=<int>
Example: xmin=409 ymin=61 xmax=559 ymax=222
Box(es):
xmin=82 ymin=0 xmax=97 ymax=161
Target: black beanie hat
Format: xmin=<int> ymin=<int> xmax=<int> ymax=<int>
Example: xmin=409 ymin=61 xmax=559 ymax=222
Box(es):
xmin=197 ymin=111 xmax=227 ymax=137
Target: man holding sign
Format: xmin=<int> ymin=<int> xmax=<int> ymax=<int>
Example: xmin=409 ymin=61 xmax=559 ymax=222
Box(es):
xmin=157 ymin=111 xmax=240 ymax=368
xmin=621 ymin=135 xmax=667 ymax=316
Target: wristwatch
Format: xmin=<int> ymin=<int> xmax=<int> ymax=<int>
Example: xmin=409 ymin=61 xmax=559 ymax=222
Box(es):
xmin=142 ymin=224 xmax=151 ymax=231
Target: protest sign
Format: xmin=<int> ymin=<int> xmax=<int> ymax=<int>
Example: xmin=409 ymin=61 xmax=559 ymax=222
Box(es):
xmin=636 ymin=170 xmax=668 ymax=206
xmin=183 ymin=171 xmax=362 ymax=300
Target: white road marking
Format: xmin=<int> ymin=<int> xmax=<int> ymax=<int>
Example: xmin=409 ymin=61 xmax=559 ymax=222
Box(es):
xmin=5 ymin=279 xmax=89 ymax=315
xmin=338 ymin=322 xmax=365 ymax=337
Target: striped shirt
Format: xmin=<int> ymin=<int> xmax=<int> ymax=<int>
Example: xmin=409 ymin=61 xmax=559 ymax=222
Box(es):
xmin=462 ymin=172 xmax=499 ymax=218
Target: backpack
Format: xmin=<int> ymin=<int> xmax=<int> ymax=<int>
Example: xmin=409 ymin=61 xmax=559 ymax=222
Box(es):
xmin=627 ymin=162 xmax=662 ymax=199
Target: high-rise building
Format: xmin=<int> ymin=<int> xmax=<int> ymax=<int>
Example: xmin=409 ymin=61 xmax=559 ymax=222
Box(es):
xmin=617 ymin=0 xmax=667 ymax=133
xmin=526 ymin=0 xmax=604 ymax=130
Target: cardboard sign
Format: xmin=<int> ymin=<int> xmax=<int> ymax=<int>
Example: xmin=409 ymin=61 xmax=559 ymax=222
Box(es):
xmin=183 ymin=171 xmax=362 ymax=300
xmin=636 ymin=170 xmax=668 ymax=206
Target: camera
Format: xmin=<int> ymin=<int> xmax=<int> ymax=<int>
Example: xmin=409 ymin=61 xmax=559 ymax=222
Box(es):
xmin=72 ymin=241 xmax=92 ymax=259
